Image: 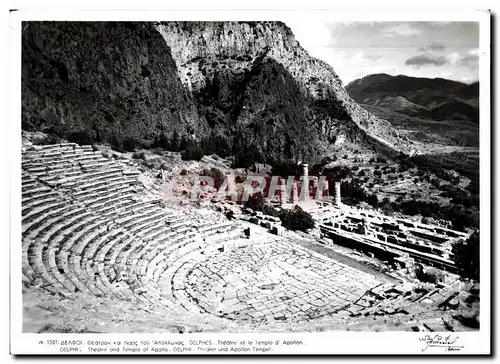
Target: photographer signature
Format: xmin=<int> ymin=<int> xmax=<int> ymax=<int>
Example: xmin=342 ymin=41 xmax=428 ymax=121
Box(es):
xmin=419 ymin=334 xmax=464 ymax=352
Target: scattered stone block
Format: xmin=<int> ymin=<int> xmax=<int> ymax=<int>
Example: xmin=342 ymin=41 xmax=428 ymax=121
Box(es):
xmin=249 ymin=217 xmax=259 ymax=225
xmin=260 ymin=221 xmax=271 ymax=229
xmin=271 ymin=225 xmax=285 ymax=236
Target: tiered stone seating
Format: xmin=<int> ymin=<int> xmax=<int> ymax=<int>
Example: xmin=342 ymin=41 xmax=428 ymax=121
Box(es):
xmin=23 ymin=142 xmax=420 ymax=330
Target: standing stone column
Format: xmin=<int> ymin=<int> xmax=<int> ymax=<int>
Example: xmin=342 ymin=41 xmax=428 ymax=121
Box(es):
xmin=312 ymin=176 xmax=319 ymax=200
xmin=334 ymin=181 xmax=341 ymax=206
xmin=291 ymin=181 xmax=299 ymax=203
xmin=279 ymin=178 xmax=287 ymax=206
xmin=302 ymin=163 xmax=309 ymax=201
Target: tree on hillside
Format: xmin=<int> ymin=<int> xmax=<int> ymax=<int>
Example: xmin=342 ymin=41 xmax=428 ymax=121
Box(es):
xmin=234 ymin=143 xmax=262 ymax=170
xmin=452 ymin=231 xmax=480 ymax=281
xmin=181 ymin=139 xmax=204 ymax=161
xmin=170 ymin=130 xmax=180 ymax=152
xmin=201 ymin=167 xmax=226 ymax=190
xmin=366 ymin=194 xmax=378 ymax=207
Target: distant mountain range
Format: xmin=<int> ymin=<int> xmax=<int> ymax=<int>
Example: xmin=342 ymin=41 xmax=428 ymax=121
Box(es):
xmin=346 ymin=74 xmax=479 ymax=123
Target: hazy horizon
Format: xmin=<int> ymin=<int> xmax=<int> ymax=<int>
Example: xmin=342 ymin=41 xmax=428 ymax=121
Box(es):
xmin=286 ymin=21 xmax=480 ymax=85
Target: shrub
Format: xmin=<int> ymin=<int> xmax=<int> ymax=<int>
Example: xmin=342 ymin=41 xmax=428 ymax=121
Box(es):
xmin=234 ymin=143 xmax=263 ymax=169
xmin=244 ymin=192 xmax=265 ymax=211
xmin=262 ymin=202 xmax=279 ymax=217
xmin=367 ymin=194 xmax=378 ymax=207
xmin=66 ymin=130 xmax=94 ymax=145
xmin=153 ymin=133 xmax=172 ymax=151
xmin=452 ymin=232 xmax=480 ymax=281
xmin=144 ymin=159 xmax=162 ymax=169
xmin=180 ymin=169 xmax=188 ymax=176
xmin=201 ymin=167 xmax=226 ymax=190
xmin=378 ymin=197 xmax=394 ymax=215
xmin=467 ymin=179 xmax=479 ymax=195
xmin=32 ymin=133 xmax=61 ymax=145
xmin=279 ymin=206 xmax=315 ymax=232
xmin=181 ymin=140 xmax=204 ymax=161
xmin=122 ymin=137 xmax=139 ymax=152
xmin=380 ymin=197 xmax=391 ymax=206
xmin=109 ymin=134 xmax=125 ymax=153
xmin=132 ymin=151 xmax=146 ymax=160
xmin=415 ymin=265 xmax=445 ymax=284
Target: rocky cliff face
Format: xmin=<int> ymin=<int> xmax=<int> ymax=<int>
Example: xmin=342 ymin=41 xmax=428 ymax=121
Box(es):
xmin=157 ymin=21 xmax=415 ymax=159
xmin=22 ymin=21 xmax=415 ymax=161
xmin=22 ymin=22 xmax=208 ymax=146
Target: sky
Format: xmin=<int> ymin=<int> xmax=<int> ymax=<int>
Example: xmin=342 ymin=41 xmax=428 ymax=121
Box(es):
xmin=285 ymin=21 xmax=480 ymax=85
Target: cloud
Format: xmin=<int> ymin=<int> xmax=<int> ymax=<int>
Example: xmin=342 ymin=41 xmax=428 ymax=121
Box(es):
xmin=419 ymin=43 xmax=446 ymax=52
xmin=467 ymin=49 xmax=480 ymax=57
xmin=348 ymin=50 xmax=383 ymax=64
xmin=441 ymin=49 xmax=479 ymax=69
xmin=445 ymin=52 xmax=461 ymax=64
xmin=286 ymin=21 xmax=479 ymax=84
xmin=380 ymin=23 xmax=422 ymax=37
xmin=363 ymin=53 xmax=383 ymax=61
xmin=457 ymin=49 xmax=480 ymax=68
xmin=405 ymin=54 xmax=450 ymax=68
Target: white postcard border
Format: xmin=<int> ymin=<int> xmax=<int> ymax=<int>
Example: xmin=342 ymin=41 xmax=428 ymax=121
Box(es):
xmin=8 ymin=8 xmax=491 ymax=355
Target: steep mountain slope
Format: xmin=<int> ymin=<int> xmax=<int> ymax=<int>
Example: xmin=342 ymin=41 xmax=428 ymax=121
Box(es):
xmin=22 ymin=21 xmax=416 ymax=162
xmin=346 ymin=74 xmax=479 ymax=123
xmin=156 ymin=21 xmax=415 ymax=159
xmin=22 ymin=22 xmax=208 ymax=146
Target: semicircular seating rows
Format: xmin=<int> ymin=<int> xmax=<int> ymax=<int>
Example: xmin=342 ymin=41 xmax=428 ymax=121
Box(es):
xmin=22 ymin=143 xmax=242 ymax=315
